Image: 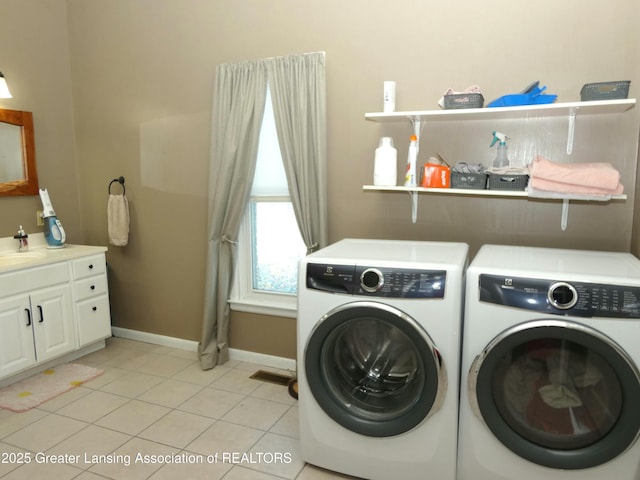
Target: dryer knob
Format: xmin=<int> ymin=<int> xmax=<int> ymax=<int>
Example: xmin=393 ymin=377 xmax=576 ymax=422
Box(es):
xmin=548 ymin=282 xmax=578 ymax=310
xmin=361 ymin=268 xmax=384 ymax=293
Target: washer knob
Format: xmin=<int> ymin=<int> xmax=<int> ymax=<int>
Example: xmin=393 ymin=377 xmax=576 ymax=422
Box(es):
xmin=361 ymin=268 xmax=384 ymax=293
xmin=548 ymin=282 xmax=578 ymax=310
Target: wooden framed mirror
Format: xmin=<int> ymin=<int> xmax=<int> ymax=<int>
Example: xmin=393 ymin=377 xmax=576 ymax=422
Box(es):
xmin=0 ymin=109 xmax=38 ymax=196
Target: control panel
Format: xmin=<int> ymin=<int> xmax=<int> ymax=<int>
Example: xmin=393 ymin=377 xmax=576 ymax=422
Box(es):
xmin=306 ymin=263 xmax=446 ymax=299
xmin=479 ymin=274 xmax=640 ymax=318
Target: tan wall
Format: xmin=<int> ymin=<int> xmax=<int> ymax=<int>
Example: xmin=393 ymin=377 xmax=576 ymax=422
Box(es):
xmin=1 ymin=0 xmax=639 ymax=360
xmin=0 ymin=1 xmax=81 ymax=243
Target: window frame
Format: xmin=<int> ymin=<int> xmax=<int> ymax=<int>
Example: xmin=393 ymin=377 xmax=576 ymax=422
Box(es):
xmin=229 ymin=195 xmax=300 ymax=318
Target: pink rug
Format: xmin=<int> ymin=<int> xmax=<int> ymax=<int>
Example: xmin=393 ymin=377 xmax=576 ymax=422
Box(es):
xmin=0 ymin=363 xmax=104 ymax=412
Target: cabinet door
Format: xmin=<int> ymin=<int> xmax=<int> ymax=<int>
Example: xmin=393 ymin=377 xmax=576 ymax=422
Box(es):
xmin=0 ymin=295 xmax=37 ymax=378
xmin=76 ymin=295 xmax=112 ymax=346
xmin=30 ymin=284 xmax=77 ymax=363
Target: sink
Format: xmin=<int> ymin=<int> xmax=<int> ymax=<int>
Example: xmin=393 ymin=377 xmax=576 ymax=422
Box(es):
xmin=0 ymin=250 xmax=48 ymax=266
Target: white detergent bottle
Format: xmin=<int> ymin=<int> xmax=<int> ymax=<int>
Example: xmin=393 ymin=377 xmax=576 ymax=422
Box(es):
xmin=404 ymin=135 xmax=418 ymax=187
xmin=373 ymin=137 xmax=398 ymax=186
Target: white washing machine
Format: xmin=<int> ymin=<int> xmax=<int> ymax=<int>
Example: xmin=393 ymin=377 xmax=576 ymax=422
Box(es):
xmin=459 ymin=245 xmax=640 ymax=480
xmin=297 ymin=238 xmax=468 ymax=480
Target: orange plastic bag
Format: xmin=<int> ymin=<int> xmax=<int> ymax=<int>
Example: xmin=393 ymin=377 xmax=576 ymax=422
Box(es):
xmin=421 ymin=163 xmax=450 ymax=188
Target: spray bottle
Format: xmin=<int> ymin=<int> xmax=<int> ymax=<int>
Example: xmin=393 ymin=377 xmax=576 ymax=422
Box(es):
xmin=490 ymin=131 xmax=510 ymax=168
xmin=404 ymin=135 xmax=418 ymax=187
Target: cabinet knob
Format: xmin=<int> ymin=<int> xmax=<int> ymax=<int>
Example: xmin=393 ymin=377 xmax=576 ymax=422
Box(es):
xmin=88 ymin=264 xmax=94 ymax=270
xmin=90 ymin=285 xmax=96 ymax=290
xmin=92 ymin=306 xmax=98 ymax=312
xmin=25 ymin=308 xmax=31 ymax=326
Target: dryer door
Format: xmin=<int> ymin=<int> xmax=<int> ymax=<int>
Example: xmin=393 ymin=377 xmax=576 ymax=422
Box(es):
xmin=305 ymin=301 xmax=446 ymax=437
xmin=469 ymin=319 xmax=640 ymax=469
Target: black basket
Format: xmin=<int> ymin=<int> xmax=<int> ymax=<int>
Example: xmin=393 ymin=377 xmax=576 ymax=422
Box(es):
xmin=580 ymin=81 xmax=630 ymax=101
xmin=444 ymin=93 xmax=484 ymax=109
xmin=451 ymin=172 xmax=487 ymax=190
xmin=487 ymin=173 xmax=529 ymax=191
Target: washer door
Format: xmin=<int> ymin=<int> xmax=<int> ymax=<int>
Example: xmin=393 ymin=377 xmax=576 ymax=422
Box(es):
xmin=469 ymin=319 xmax=640 ymax=469
xmin=305 ymin=301 xmax=446 ymax=437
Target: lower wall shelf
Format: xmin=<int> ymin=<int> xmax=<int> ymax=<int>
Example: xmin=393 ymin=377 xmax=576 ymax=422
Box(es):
xmin=363 ymin=185 xmax=626 ymax=200
xmin=364 ymin=185 xmax=528 ymax=197
xmin=362 ymin=185 xmax=627 ymax=230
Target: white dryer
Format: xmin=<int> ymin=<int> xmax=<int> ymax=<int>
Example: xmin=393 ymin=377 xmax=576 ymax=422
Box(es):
xmin=297 ymin=238 xmax=468 ymax=480
xmin=459 ymin=245 xmax=640 ymax=480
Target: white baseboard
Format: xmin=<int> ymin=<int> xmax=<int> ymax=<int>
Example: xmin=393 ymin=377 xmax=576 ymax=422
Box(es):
xmin=111 ymin=327 xmax=198 ymax=351
xmin=110 ymin=327 xmax=296 ymax=372
xmin=229 ymin=348 xmax=296 ymax=373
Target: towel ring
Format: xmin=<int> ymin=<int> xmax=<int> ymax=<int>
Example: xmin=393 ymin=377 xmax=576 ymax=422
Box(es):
xmin=108 ymin=176 xmax=126 ymax=195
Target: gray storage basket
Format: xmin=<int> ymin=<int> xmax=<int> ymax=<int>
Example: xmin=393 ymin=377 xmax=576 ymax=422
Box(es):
xmin=580 ymin=81 xmax=630 ymax=101
xmin=444 ymin=93 xmax=484 ymax=109
xmin=451 ymin=172 xmax=487 ymax=190
xmin=487 ymin=173 xmax=529 ymax=191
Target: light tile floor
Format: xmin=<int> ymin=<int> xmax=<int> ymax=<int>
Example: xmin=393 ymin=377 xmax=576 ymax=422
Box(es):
xmin=0 ymin=337 xmax=360 ymax=480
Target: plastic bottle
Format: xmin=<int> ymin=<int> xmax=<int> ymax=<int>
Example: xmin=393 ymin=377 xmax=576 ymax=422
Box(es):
xmin=404 ymin=135 xmax=418 ymax=187
xmin=373 ymin=137 xmax=398 ymax=186
xmin=493 ymin=143 xmax=509 ymax=168
xmin=490 ymin=131 xmax=510 ymax=168
xmin=383 ymin=81 xmax=396 ymax=113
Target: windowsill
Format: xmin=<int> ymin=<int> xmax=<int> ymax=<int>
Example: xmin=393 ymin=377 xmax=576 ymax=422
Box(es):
xmin=229 ymin=297 xmax=297 ymax=319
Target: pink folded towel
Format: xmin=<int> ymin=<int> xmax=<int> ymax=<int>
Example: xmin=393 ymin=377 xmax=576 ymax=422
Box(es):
xmin=530 ymin=177 xmax=624 ymax=196
xmin=530 ymin=156 xmax=621 ymax=191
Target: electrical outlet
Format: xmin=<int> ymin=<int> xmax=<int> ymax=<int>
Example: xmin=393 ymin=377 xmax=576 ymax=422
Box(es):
xmin=36 ymin=210 xmax=43 ymax=226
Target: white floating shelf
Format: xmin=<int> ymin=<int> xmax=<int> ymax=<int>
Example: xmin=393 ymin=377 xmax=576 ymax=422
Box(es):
xmin=362 ymin=185 xmax=626 ymax=201
xmin=365 ymin=99 xmax=636 ymax=123
xmin=363 ymin=185 xmax=626 ymax=230
xmin=364 ymin=185 xmax=527 ymax=197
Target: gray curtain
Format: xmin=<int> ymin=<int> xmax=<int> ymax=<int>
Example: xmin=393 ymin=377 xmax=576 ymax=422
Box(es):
xmin=267 ymin=52 xmax=328 ymax=253
xmin=199 ymin=61 xmax=267 ymax=369
xmin=199 ymin=52 xmax=327 ymax=369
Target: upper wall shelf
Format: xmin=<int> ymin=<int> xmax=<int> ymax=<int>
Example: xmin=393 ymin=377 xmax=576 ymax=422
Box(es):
xmin=365 ymin=98 xmax=636 ymax=123
xmin=366 ymin=98 xmax=636 ymax=157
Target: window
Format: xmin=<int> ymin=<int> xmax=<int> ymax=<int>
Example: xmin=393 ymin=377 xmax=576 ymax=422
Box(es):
xmin=230 ymin=86 xmax=307 ymax=318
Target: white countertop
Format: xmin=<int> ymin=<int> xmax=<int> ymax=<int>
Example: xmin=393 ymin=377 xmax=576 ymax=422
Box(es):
xmin=0 ymin=233 xmax=107 ymax=273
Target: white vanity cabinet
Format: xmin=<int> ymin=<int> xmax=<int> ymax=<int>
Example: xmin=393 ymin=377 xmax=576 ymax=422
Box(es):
xmin=72 ymin=254 xmax=112 ymax=347
xmin=0 ymin=263 xmax=75 ymax=379
xmin=0 ymin=240 xmax=111 ymax=382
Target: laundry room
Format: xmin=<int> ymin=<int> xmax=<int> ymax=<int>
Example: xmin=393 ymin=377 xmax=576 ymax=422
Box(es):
xmin=0 ymin=0 xmax=638 ymax=479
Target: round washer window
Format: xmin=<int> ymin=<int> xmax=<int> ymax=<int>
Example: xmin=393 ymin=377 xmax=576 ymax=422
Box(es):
xmin=471 ymin=320 xmax=640 ymax=469
xmin=305 ymin=301 xmax=445 ymax=437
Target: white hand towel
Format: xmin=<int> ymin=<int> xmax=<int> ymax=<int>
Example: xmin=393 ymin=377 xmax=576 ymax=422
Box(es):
xmin=107 ymin=194 xmax=130 ymax=246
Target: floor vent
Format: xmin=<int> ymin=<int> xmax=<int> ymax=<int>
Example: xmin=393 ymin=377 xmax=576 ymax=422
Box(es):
xmin=250 ymin=370 xmax=292 ymax=386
